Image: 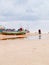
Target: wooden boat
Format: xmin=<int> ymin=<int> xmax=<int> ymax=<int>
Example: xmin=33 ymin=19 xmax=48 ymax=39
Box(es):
xmin=2 ymin=31 xmax=26 ymax=35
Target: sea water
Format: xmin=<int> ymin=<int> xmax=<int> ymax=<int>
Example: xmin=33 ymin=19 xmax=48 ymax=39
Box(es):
xmin=0 ymin=20 xmax=49 ymax=33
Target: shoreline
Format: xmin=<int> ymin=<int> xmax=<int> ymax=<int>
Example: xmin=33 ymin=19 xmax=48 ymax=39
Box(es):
xmin=0 ymin=33 xmax=49 ymax=40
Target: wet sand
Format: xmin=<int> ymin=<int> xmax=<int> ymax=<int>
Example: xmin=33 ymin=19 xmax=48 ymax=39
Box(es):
xmin=0 ymin=33 xmax=47 ymax=40
xmin=0 ymin=34 xmax=27 ymax=40
xmin=0 ymin=33 xmax=49 ymax=65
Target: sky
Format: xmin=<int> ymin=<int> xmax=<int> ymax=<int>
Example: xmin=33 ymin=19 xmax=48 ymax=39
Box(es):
xmin=0 ymin=0 xmax=49 ymax=20
xmin=0 ymin=0 xmax=49 ymax=32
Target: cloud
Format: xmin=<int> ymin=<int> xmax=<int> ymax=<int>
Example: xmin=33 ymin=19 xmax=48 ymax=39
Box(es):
xmin=0 ymin=0 xmax=49 ymax=21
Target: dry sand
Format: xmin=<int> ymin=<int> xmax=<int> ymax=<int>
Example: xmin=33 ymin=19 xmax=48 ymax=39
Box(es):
xmin=0 ymin=34 xmax=49 ymax=65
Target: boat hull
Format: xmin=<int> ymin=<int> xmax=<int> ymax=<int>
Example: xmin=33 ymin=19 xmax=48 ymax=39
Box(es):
xmin=2 ymin=31 xmax=26 ymax=35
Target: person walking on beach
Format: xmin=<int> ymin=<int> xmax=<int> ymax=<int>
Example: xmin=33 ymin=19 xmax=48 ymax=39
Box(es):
xmin=38 ymin=29 xmax=41 ymax=39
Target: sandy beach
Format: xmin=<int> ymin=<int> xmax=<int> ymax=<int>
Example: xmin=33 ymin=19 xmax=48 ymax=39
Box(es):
xmin=0 ymin=0 xmax=49 ymax=65
xmin=0 ymin=33 xmax=49 ymax=65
